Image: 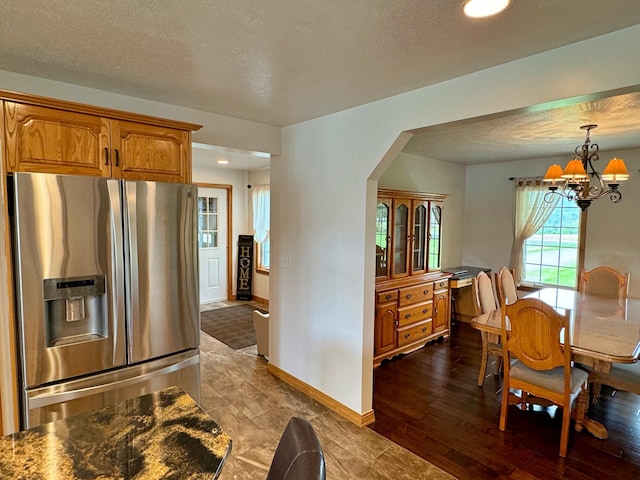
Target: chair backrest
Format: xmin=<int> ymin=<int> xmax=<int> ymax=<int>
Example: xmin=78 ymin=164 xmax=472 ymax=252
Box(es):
xmin=495 ymin=267 xmax=518 ymax=306
xmin=472 ymin=271 xmax=497 ymax=316
xmin=579 ymin=266 xmax=629 ymax=300
xmin=266 ymin=417 xmax=326 ymax=480
xmin=502 ymin=297 xmax=570 ymax=372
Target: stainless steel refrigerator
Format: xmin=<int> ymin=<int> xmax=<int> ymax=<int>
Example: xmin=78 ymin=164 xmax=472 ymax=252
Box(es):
xmin=11 ymin=172 xmax=200 ymax=429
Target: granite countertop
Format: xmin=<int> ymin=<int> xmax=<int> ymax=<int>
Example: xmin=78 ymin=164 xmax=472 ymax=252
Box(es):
xmin=0 ymin=386 xmax=232 ymax=479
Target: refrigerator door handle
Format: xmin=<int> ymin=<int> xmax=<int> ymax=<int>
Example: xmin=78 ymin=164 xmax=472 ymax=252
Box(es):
xmin=123 ymin=181 xmax=139 ymax=354
xmin=27 ymin=354 xmax=199 ymax=409
xmin=108 ymin=179 xmax=126 ymax=364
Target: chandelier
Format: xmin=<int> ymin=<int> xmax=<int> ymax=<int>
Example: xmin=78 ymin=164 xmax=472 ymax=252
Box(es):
xmin=543 ymin=124 xmax=629 ymax=210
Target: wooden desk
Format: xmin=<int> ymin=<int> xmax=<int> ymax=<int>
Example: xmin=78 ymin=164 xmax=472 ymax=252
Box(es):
xmin=471 ymin=288 xmax=640 ymax=439
xmin=0 ymin=386 xmax=232 ymax=479
xmin=445 ymin=266 xmax=491 ymax=323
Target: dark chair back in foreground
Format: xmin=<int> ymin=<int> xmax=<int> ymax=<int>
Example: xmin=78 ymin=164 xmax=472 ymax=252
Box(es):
xmin=267 ymin=416 xmax=326 ymax=480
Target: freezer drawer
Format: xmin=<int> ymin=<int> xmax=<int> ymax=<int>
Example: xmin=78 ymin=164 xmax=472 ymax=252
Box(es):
xmin=23 ymin=350 xmax=200 ymax=429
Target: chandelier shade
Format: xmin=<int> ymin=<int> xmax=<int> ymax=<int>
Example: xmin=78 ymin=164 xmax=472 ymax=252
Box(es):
xmin=542 ymin=125 xmax=629 ymax=210
xmin=601 ymin=158 xmax=630 ymax=183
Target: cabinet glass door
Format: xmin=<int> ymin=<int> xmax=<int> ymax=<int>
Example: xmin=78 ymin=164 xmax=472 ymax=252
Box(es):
xmin=375 ymin=199 xmax=391 ymax=279
xmin=393 ymin=200 xmax=409 ymax=276
xmin=428 ymin=203 xmax=443 ymax=271
xmin=411 ymin=201 xmax=428 ymax=274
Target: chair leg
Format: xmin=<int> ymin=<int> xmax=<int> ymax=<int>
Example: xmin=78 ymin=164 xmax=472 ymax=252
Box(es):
xmin=478 ymin=332 xmax=489 ymax=386
xmin=559 ymin=403 xmax=572 ymax=457
xmin=499 ymin=383 xmax=509 ymax=431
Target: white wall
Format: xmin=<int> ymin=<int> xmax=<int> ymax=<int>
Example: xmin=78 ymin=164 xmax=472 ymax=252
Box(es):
xmin=273 ymin=26 xmax=640 ymax=417
xmin=379 ymin=152 xmax=466 ymax=269
xmin=248 ymin=168 xmax=271 ymax=300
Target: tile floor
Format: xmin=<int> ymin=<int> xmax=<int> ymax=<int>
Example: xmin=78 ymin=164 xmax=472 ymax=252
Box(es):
xmin=199 ymin=301 xmax=455 ymax=479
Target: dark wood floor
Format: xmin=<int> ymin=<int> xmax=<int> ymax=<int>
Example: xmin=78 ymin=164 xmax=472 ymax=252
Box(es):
xmin=370 ymin=321 xmax=640 ymax=480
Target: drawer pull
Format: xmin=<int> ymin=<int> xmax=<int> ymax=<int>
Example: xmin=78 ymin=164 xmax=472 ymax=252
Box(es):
xmin=424 ymin=289 xmax=429 ymax=295
xmin=404 ymin=333 xmax=410 ymax=339
xmin=385 ymin=294 xmax=392 ymax=300
xmin=405 ymin=313 xmax=411 ymax=319
xmin=405 ymin=293 xmax=412 ymax=299
xmin=422 ymin=327 xmax=427 ymax=333
xmin=423 ymin=308 xmax=428 ymax=314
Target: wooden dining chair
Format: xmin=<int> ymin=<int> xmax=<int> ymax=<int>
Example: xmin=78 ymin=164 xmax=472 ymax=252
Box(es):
xmin=578 ymin=267 xmax=637 ymax=403
xmin=495 ymin=267 xmax=519 ymax=306
xmin=578 ymin=266 xmax=629 ymax=300
xmin=472 ymin=271 xmax=502 ymax=386
xmin=499 ymin=297 xmax=589 ymax=457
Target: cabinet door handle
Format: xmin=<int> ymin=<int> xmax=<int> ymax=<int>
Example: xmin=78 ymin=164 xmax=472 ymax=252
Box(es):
xmin=115 ymin=149 xmax=120 ymax=167
xmin=104 ymin=147 xmax=109 ymax=165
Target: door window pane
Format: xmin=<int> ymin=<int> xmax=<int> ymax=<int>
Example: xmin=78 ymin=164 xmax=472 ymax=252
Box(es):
xmin=198 ymin=195 xmax=219 ymax=249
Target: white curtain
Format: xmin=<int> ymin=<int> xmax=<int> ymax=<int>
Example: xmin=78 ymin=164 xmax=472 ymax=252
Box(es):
xmin=509 ymin=178 xmax=560 ymax=283
xmin=252 ymin=184 xmax=270 ymax=243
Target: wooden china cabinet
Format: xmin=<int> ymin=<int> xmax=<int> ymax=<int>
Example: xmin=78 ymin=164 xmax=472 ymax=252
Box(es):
xmin=374 ymin=189 xmax=450 ymax=367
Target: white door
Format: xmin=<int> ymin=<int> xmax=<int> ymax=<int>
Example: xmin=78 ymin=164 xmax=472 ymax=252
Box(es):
xmin=197 ymin=187 xmax=228 ymax=303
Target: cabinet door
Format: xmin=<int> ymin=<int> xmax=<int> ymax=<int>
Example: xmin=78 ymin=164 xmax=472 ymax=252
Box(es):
xmin=374 ymin=301 xmax=397 ymax=356
xmin=410 ymin=200 xmax=429 ymax=275
xmin=112 ymin=120 xmax=190 ymax=183
xmin=391 ymin=199 xmax=410 ymax=278
xmin=4 ymin=102 xmax=110 ymax=177
xmin=433 ymin=287 xmax=449 ymax=333
xmin=375 ymin=198 xmax=392 ymax=280
xmin=428 ymin=202 xmax=443 ymax=271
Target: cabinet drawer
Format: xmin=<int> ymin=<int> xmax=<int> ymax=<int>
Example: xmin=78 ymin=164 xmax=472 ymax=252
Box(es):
xmin=376 ymin=290 xmax=398 ymax=304
xmin=397 ymin=301 xmax=433 ymax=327
xmin=450 ymin=276 xmax=472 ymax=288
xmin=398 ymin=283 xmax=433 ymax=307
xmin=397 ymin=319 xmax=433 ymax=347
xmin=434 ymin=279 xmax=448 ymax=290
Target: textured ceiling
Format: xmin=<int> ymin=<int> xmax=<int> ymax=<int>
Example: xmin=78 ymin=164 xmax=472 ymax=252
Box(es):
xmin=1 ymin=1 xmax=640 ymax=166
xmin=404 ymin=90 xmax=640 ymax=165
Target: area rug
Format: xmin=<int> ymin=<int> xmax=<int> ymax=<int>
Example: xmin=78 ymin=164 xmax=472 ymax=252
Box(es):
xmin=200 ymin=305 xmax=267 ymax=350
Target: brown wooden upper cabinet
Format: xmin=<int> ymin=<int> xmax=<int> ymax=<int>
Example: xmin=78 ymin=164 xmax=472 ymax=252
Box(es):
xmin=3 ymin=95 xmax=201 ymax=183
xmin=376 ymin=189 xmax=445 ymax=281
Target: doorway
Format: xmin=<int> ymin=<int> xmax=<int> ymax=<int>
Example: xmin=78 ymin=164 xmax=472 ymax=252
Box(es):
xmin=197 ymin=186 xmax=230 ymax=303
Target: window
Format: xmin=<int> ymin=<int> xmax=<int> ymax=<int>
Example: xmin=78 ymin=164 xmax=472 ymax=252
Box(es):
xmin=258 ymin=236 xmax=270 ymax=270
xmin=252 ymin=185 xmax=270 ymax=272
xmin=523 ymin=196 xmax=581 ymax=288
xmin=197 ymin=196 xmax=218 ymax=248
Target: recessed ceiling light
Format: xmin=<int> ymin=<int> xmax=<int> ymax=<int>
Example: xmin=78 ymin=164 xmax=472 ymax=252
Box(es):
xmin=463 ymin=0 xmax=510 ymax=18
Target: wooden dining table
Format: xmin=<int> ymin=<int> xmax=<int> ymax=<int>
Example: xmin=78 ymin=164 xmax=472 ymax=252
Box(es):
xmin=471 ymin=287 xmax=640 ymax=439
